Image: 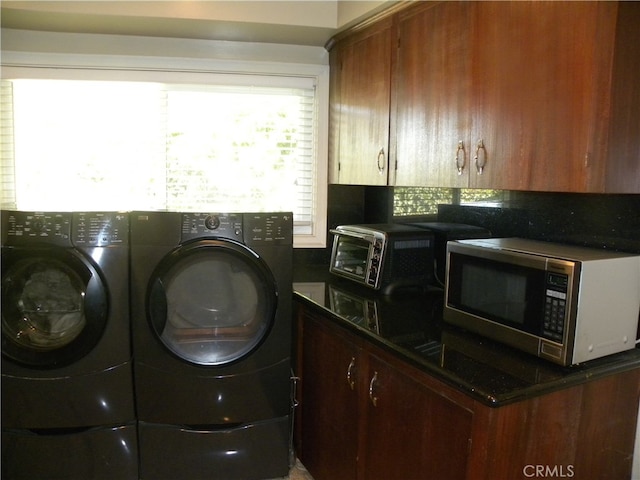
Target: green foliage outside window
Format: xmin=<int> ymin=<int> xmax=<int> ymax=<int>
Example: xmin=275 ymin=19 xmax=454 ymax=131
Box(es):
xmin=393 ymin=187 xmax=505 ymax=217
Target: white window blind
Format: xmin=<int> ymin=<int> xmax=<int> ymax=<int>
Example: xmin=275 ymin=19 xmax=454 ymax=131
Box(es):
xmin=163 ymin=84 xmax=315 ymax=228
xmin=1 ymin=74 xmax=324 ymax=244
xmin=0 ymin=81 xmax=16 ymax=209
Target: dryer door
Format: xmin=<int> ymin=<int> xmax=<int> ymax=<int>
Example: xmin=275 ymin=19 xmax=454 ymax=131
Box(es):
xmin=1 ymin=247 xmax=108 ymax=368
xmin=147 ymin=239 xmax=277 ymax=366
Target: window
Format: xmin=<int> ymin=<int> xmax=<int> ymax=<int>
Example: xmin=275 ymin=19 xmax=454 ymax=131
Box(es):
xmin=393 ymin=187 xmax=508 ymax=218
xmin=1 ymin=57 xmax=328 ymax=247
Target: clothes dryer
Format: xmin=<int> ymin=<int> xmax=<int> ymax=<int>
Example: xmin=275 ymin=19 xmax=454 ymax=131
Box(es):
xmin=1 ymin=211 xmax=137 ymax=480
xmin=130 ymin=211 xmax=293 ymax=480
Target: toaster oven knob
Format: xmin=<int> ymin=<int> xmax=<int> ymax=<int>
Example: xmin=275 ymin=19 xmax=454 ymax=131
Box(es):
xmin=370 ymin=265 xmax=378 ymax=278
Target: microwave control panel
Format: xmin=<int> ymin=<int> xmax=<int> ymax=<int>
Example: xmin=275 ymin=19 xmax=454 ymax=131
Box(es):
xmin=542 ymin=272 xmax=569 ymax=343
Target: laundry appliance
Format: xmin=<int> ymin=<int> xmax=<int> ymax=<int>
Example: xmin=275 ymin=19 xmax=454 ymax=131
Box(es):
xmin=130 ymin=211 xmax=293 ymax=480
xmin=1 ymin=211 xmax=137 ymax=480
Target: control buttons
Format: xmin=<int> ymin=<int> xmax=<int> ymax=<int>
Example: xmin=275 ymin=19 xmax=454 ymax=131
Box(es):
xmin=366 ymin=240 xmax=384 ymax=287
xmin=543 ymin=295 xmax=566 ymax=343
xmin=4 ymin=212 xmax=73 ymax=245
xmin=181 ymin=213 xmax=243 ymax=240
xmin=73 ymin=213 xmax=126 ymax=245
xmin=204 ymin=215 xmax=220 ymax=230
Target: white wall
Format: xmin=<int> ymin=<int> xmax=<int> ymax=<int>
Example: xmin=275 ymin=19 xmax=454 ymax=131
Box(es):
xmin=1 ymin=28 xmax=329 ymax=66
xmin=2 ymin=0 xmax=393 ymax=29
xmin=337 ymin=0 xmax=392 ymax=28
xmin=1 ymin=1 xmax=340 ymax=28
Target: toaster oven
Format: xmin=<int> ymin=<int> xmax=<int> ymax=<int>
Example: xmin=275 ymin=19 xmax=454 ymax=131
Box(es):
xmin=329 ymin=224 xmax=434 ymax=294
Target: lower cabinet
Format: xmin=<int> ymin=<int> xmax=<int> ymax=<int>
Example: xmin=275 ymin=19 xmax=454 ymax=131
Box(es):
xmin=295 ymin=301 xmax=640 ymax=480
xmin=297 ymin=308 xmax=472 ymax=480
xmin=297 ymin=315 xmax=359 ymax=480
xmin=361 ymin=354 xmax=472 ymax=480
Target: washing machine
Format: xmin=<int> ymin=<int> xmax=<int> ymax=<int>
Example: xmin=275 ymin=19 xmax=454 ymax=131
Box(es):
xmin=1 ymin=211 xmax=138 ymax=480
xmin=130 ymin=211 xmax=293 ymax=480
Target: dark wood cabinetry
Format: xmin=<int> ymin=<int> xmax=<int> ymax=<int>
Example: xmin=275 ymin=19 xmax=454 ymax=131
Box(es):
xmin=394 ymin=1 xmax=472 ymax=188
xmin=329 ymin=18 xmax=394 ymax=185
xmin=329 ymin=1 xmax=640 ymax=193
xmin=360 ymin=354 xmax=472 ymax=480
xmin=297 ymin=309 xmax=472 ymax=480
xmin=295 ymin=300 xmax=640 ymax=480
xmin=603 ymin=2 xmax=640 ymax=193
xmin=469 ymin=1 xmax=617 ymax=191
xmin=297 ymin=316 xmax=359 ymax=480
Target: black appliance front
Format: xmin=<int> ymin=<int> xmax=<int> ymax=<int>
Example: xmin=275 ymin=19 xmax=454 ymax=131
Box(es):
xmin=130 ymin=211 xmax=293 ymax=480
xmin=1 ymin=211 xmax=137 ymax=480
xmin=406 ymin=222 xmax=491 ymax=286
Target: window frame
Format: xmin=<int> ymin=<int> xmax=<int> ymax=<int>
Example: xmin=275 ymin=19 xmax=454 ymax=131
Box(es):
xmin=1 ymin=47 xmax=329 ymax=248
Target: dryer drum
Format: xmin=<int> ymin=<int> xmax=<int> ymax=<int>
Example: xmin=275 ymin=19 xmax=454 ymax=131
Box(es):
xmin=147 ymin=239 xmax=277 ymax=367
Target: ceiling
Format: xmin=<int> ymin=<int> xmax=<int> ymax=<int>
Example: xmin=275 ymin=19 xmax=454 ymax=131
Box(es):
xmin=0 ymin=1 xmax=395 ymax=47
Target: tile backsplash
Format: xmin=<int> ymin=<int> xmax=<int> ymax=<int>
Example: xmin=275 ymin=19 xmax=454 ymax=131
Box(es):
xmin=294 ymin=187 xmax=640 ymax=266
xmin=438 ymin=191 xmax=640 ymax=254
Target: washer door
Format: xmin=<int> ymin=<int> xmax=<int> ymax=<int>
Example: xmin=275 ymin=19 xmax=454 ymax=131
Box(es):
xmin=147 ymin=239 xmax=277 ymax=366
xmin=1 ymin=247 xmax=108 ymax=368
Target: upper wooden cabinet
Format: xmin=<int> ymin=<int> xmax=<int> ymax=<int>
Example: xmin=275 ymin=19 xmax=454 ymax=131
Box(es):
xmin=329 ymin=1 xmax=640 ymax=193
xmin=470 ymin=1 xmax=618 ymax=191
xmin=604 ymin=2 xmax=640 ymax=193
xmin=394 ymin=1 xmax=472 ymax=188
xmin=329 ymin=17 xmax=394 ymax=185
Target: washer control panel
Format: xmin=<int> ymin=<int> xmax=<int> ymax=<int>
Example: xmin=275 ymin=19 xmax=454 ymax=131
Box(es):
xmin=2 ymin=211 xmax=72 ymax=246
xmin=2 ymin=211 xmax=128 ymax=247
xmin=72 ymin=212 xmax=129 ymax=246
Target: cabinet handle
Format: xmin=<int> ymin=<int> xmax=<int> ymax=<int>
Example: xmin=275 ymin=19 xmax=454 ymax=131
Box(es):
xmin=377 ymin=148 xmax=386 ymax=174
xmin=346 ymin=357 xmax=356 ymax=390
xmin=369 ymin=371 xmax=379 ymax=407
xmin=455 ymin=141 xmax=466 ymax=175
xmin=474 ymin=139 xmax=486 ymax=174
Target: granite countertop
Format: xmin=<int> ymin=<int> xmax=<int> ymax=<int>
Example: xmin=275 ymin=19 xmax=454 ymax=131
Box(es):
xmin=294 ymin=265 xmax=640 ymax=407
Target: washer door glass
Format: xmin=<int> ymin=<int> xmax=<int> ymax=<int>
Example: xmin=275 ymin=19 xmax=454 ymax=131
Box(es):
xmin=148 ymin=240 xmax=277 ymax=366
xmin=1 ymin=248 xmax=108 ymax=368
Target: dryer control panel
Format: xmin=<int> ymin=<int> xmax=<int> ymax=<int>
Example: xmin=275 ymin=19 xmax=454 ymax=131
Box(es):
xmin=180 ymin=212 xmax=293 ymax=245
xmin=181 ymin=213 xmax=244 ymax=242
xmin=245 ymin=213 xmax=293 ymax=245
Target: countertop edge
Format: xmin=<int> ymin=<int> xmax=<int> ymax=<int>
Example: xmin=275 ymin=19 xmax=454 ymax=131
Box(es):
xmin=294 ymin=290 xmax=640 ymax=408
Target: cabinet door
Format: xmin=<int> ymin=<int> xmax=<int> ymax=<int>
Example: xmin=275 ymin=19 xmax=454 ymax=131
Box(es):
xmin=395 ymin=1 xmax=472 ymax=187
xmin=299 ymin=316 xmax=360 ymax=480
xmin=362 ymin=354 xmax=472 ymax=480
xmin=604 ymin=2 xmax=640 ymax=193
xmin=334 ymin=20 xmax=393 ymax=185
xmin=470 ymin=1 xmax=615 ymax=191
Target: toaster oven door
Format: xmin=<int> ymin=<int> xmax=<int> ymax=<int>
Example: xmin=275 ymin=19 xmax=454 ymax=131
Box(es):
xmin=330 ymin=234 xmax=372 ymax=281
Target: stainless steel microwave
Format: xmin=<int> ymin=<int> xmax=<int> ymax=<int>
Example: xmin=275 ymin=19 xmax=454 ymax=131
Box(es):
xmin=329 ymin=224 xmax=434 ymax=294
xmin=444 ymin=237 xmax=640 ymax=366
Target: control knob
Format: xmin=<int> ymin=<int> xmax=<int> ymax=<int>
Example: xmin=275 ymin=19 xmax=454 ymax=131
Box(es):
xmin=204 ymin=215 xmax=221 ymax=230
xmin=32 ymin=217 xmax=45 ymax=233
